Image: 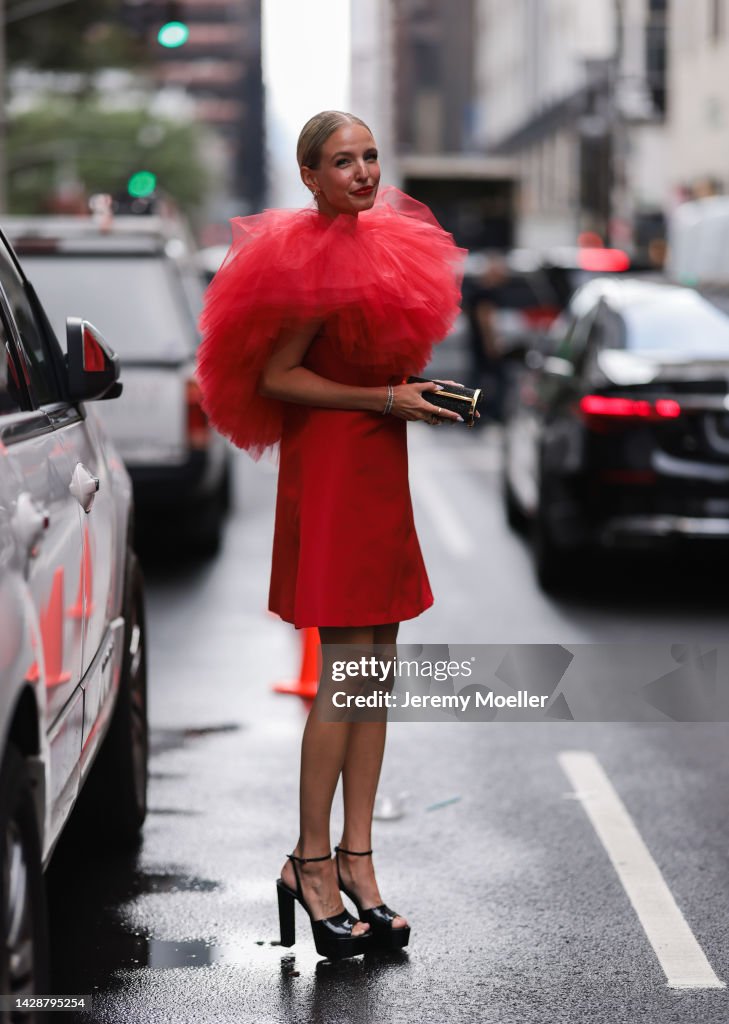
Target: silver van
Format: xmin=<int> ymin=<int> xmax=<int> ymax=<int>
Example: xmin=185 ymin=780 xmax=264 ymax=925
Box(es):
xmin=0 ymin=227 xmax=147 ymax=999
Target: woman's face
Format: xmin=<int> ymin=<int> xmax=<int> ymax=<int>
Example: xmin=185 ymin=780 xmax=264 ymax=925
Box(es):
xmin=302 ymin=123 xmax=380 ymax=217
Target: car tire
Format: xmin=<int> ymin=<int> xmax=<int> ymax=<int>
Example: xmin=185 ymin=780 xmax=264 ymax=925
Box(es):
xmin=502 ymin=447 xmax=526 ymax=533
xmin=73 ymin=549 xmax=148 ymax=850
xmin=533 ymin=505 xmax=564 ymax=592
xmin=219 ymin=461 xmax=232 ymax=515
xmin=533 ymin=475 xmax=577 ymax=594
xmin=0 ymin=743 xmax=50 ymax=1001
xmin=193 ymin=480 xmax=227 ymax=558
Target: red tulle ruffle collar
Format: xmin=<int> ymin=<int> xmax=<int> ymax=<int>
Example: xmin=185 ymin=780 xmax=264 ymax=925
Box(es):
xmin=196 ymin=187 xmax=466 ymax=456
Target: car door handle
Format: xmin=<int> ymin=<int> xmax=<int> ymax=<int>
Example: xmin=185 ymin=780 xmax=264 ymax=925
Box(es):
xmin=69 ymin=463 xmax=99 ymax=513
xmin=13 ymin=491 xmax=50 ymax=556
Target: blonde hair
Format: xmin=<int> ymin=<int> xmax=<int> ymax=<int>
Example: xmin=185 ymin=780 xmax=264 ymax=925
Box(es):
xmin=296 ymin=110 xmax=373 ymax=169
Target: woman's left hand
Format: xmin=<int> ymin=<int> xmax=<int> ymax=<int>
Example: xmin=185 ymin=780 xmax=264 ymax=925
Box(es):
xmin=428 ymin=380 xmax=481 ymax=425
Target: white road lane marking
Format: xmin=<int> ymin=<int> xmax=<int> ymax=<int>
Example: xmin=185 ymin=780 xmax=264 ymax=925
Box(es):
xmin=559 ymin=750 xmax=725 ymax=990
xmin=410 ymin=471 xmax=474 ymax=558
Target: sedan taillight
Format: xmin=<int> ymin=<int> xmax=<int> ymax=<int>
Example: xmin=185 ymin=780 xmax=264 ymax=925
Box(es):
xmin=579 ymin=394 xmax=681 ymax=423
xmin=186 ymin=377 xmax=210 ymax=449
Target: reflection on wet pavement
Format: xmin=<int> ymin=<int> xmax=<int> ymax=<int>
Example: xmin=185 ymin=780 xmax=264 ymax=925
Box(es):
xmin=45 ymin=713 xmax=423 ymax=1024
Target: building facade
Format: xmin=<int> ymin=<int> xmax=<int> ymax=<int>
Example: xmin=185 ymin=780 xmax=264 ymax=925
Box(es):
xmin=474 ymin=0 xmax=669 ymax=252
xmin=126 ymin=0 xmax=264 ymax=221
xmin=383 ymin=0 xmax=518 ymax=249
xmin=668 ymin=0 xmax=729 ymax=198
xmin=391 ymin=0 xmax=476 ymax=156
xmin=350 ymin=0 xmax=396 ymax=182
xmin=350 ymin=0 xmax=672 ymax=253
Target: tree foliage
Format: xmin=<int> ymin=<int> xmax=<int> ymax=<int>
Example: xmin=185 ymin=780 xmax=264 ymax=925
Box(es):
xmin=7 ymin=0 xmax=149 ymax=71
xmin=8 ymin=100 xmax=209 ymax=216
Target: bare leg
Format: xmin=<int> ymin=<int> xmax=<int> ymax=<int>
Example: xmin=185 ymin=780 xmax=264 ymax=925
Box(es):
xmin=337 ymin=622 xmax=408 ymax=929
xmin=279 ymin=625 xmax=373 ymax=934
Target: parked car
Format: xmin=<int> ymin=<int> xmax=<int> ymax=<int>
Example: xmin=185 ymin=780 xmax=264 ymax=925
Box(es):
xmin=0 ymin=225 xmax=148 ymax=997
xmin=196 ymin=244 xmax=228 ymax=285
xmin=3 ymin=214 xmax=231 ymax=556
xmin=502 ymin=277 xmax=729 ymax=589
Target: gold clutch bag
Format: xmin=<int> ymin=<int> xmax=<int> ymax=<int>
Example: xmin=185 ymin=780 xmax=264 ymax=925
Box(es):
xmin=406 ymin=376 xmax=483 ymax=427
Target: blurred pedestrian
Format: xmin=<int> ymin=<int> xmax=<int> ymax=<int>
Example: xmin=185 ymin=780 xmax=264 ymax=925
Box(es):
xmin=196 ymin=110 xmax=465 ymax=961
xmin=464 ymin=255 xmax=509 ymax=421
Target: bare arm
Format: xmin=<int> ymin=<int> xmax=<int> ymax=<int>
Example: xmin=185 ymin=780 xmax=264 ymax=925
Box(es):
xmin=258 ymin=322 xmax=461 ymax=422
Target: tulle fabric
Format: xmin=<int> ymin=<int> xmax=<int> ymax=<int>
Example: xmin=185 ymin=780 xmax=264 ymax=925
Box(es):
xmin=196 ymin=187 xmax=466 ymax=458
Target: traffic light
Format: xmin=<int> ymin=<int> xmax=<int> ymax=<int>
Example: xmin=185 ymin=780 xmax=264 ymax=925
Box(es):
xmin=158 ymin=21 xmax=189 ymax=47
xmin=157 ymin=2 xmax=189 ymax=48
xmin=127 ymin=171 xmax=157 ymax=198
xmin=120 ymin=1 xmax=190 ymax=47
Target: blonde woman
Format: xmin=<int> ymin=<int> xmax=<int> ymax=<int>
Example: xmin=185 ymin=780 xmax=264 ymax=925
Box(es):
xmin=197 ymin=111 xmax=465 ymax=960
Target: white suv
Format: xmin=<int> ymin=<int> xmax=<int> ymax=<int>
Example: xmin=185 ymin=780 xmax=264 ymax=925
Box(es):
xmin=0 ymin=228 xmax=147 ymax=999
xmin=4 ymin=215 xmax=231 ymax=556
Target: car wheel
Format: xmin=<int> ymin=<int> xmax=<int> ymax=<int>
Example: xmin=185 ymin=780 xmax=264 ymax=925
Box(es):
xmin=533 ymin=505 xmax=564 ymax=592
xmin=0 ymin=744 xmax=50 ymax=1001
xmin=193 ymin=483 xmax=227 ymax=558
xmin=502 ymin=442 xmax=526 ymax=533
xmin=504 ymin=477 xmax=526 ymax=532
xmin=73 ymin=549 xmax=148 ymax=850
xmin=533 ymin=475 xmax=577 ymax=594
xmin=219 ymin=461 xmax=232 ymax=514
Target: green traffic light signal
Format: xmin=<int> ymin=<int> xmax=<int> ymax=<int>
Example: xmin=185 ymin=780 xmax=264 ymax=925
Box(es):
xmin=157 ymin=21 xmax=189 ymax=47
xmin=127 ymin=171 xmax=157 ymax=198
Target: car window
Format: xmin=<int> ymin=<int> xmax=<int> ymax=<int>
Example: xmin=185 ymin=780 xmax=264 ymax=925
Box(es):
xmin=555 ymin=307 xmax=597 ymax=365
xmin=622 ymin=289 xmax=729 ymax=354
xmin=178 ymin=261 xmax=205 ymax=322
xmin=0 ymin=336 xmax=24 ymax=414
xmin=19 ymin=255 xmax=197 ymax=361
xmin=586 ymin=306 xmax=625 ymax=352
xmin=0 ymin=240 xmax=58 ymax=405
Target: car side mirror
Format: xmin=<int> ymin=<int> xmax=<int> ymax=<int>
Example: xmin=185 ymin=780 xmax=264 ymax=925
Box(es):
xmin=66 ymin=317 xmax=123 ymax=402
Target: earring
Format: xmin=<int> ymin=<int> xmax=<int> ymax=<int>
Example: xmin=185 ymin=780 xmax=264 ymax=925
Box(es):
xmin=311 ymin=187 xmax=321 ymax=202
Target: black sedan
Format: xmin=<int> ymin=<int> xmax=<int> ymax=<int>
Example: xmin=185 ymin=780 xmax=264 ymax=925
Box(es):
xmin=502 ymin=278 xmax=729 ymax=589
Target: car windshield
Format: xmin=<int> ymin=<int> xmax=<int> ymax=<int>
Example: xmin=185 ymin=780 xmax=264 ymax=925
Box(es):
xmin=622 ymin=289 xmax=729 ymax=356
xmin=20 ymin=255 xmax=198 ymax=359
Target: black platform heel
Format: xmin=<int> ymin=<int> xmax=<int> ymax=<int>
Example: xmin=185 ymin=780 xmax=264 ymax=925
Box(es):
xmin=276 ymin=851 xmax=371 ymax=960
xmin=334 ymin=846 xmax=410 ymax=950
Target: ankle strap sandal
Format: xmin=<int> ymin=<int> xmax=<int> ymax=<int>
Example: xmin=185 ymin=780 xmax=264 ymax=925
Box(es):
xmin=334 ymin=846 xmax=410 ymax=951
xmin=276 ymin=850 xmax=371 ymax=961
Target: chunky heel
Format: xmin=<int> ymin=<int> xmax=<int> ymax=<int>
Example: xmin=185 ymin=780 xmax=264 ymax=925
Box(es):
xmin=275 ymin=851 xmax=371 ymax=960
xmin=335 ymin=845 xmax=410 ymax=951
xmin=276 ymin=880 xmax=296 ymax=947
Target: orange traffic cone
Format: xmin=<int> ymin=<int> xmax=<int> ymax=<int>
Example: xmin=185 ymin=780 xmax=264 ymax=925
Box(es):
xmin=39 ymin=567 xmax=71 ymax=687
xmin=68 ymin=525 xmax=94 ymax=620
xmin=273 ymin=627 xmax=320 ymax=699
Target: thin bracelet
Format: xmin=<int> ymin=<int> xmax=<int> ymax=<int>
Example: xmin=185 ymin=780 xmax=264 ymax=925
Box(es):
xmin=382 ymin=383 xmax=394 ymax=416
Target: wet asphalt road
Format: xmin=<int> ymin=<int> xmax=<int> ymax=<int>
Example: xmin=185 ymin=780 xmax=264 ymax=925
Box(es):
xmin=45 ymin=362 xmax=729 ymax=1022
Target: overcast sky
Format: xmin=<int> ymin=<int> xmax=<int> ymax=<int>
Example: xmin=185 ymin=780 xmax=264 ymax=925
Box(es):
xmin=262 ymin=0 xmax=351 ymax=208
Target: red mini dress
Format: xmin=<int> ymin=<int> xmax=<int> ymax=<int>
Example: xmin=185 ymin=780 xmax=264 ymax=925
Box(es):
xmin=196 ymin=187 xmax=465 ymax=629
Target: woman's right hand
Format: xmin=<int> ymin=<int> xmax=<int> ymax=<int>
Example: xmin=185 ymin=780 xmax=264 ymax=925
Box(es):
xmin=390 ymin=380 xmax=462 ymax=424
